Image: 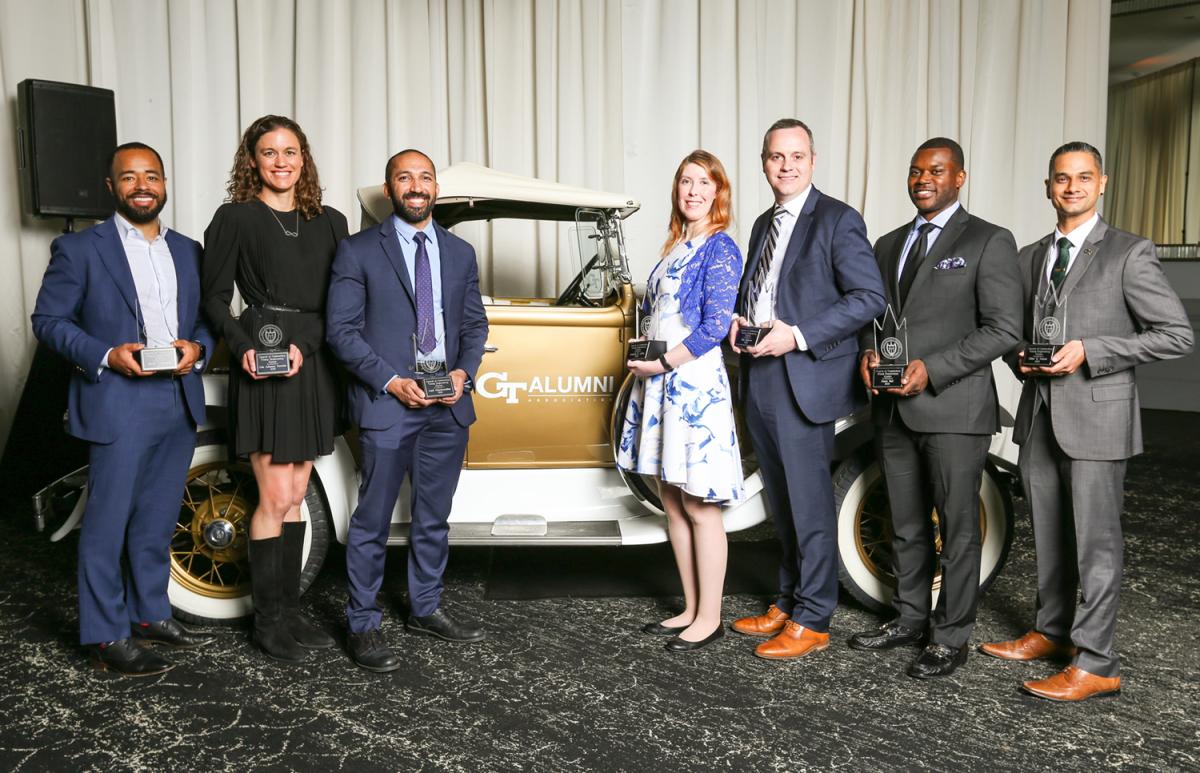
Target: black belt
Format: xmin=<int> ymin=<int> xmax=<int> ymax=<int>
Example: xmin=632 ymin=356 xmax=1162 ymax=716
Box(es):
xmin=259 ymin=303 xmax=319 ymax=315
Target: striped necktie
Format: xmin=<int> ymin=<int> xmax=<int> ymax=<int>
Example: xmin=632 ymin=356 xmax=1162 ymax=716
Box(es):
xmin=748 ymin=204 xmax=787 ymax=317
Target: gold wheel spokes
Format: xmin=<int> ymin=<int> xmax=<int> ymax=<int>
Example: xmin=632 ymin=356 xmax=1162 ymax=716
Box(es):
xmin=170 ymin=460 xmax=257 ymax=599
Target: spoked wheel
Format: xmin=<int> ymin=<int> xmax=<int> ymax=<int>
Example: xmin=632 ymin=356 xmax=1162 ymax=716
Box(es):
xmin=833 ymin=452 xmax=1014 ymax=613
xmin=167 ymin=431 xmax=331 ymax=625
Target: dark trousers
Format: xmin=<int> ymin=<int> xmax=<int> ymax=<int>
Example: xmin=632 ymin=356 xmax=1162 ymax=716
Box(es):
xmin=1020 ymin=410 xmax=1125 ymax=677
xmin=345 ymin=406 xmax=469 ymax=633
xmin=875 ymin=413 xmax=989 ymax=648
xmin=79 ymin=379 xmax=195 ymax=644
xmin=745 ymin=357 xmax=838 ymax=632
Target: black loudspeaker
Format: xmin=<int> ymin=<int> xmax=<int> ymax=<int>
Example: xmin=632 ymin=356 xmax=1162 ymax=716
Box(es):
xmin=16 ymin=79 xmax=117 ymax=220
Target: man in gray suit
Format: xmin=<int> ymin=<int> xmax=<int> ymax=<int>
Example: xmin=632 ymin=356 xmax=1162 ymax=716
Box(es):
xmin=850 ymin=138 xmax=1022 ymax=679
xmin=980 ymin=142 xmax=1192 ymax=701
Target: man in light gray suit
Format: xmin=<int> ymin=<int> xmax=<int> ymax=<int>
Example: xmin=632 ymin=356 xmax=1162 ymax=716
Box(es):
xmin=850 ymin=138 xmax=1022 ymax=679
xmin=980 ymin=142 xmax=1193 ymax=701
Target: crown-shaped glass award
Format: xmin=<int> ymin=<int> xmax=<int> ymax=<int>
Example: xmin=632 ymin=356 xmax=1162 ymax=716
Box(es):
xmin=871 ymin=305 xmax=908 ymax=389
xmin=1023 ymin=282 xmax=1067 ymax=368
xmin=413 ymin=328 xmax=455 ymax=399
xmin=627 ymin=314 xmax=667 ymax=362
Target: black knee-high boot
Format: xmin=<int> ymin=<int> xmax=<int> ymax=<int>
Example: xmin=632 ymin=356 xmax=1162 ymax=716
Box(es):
xmin=280 ymin=521 xmax=336 ymax=649
xmin=249 ymin=536 xmax=307 ymax=662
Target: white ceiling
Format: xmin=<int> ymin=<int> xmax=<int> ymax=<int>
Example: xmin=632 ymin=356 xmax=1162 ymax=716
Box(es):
xmin=1110 ymin=0 xmax=1200 ymax=83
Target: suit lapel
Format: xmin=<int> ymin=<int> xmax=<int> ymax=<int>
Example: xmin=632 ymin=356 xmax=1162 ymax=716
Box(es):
xmin=902 ymin=206 xmax=969 ymax=305
xmin=738 ymin=209 xmax=771 ymax=313
xmin=95 ymin=218 xmax=139 ymax=316
xmin=777 ymin=187 xmax=818 ymax=280
xmin=884 ymin=230 xmax=906 ymax=307
xmin=165 ymin=230 xmax=193 ymax=335
xmin=1057 ymin=218 xmax=1107 ymax=303
xmin=379 ymin=217 xmax=416 ymax=307
xmin=434 ymin=222 xmax=460 ymax=305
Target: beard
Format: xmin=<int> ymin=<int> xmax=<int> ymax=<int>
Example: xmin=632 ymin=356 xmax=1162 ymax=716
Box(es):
xmin=391 ymin=192 xmax=434 ymax=224
xmin=115 ymin=190 xmax=167 ymax=225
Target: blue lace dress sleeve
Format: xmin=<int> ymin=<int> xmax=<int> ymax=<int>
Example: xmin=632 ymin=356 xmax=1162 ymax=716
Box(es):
xmin=682 ymin=233 xmax=743 ymax=357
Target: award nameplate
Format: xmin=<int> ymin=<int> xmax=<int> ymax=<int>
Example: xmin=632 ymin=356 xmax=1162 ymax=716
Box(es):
xmin=735 ymin=325 xmax=769 ymax=349
xmin=137 ymin=346 xmax=181 ymax=372
xmin=254 ymin=321 xmax=291 ymax=376
xmin=1023 ymin=283 xmax=1067 ymax=369
xmin=627 ymin=315 xmax=667 ymax=362
xmin=413 ymin=333 xmax=455 ymax=399
xmin=871 ymin=305 xmax=909 ymax=390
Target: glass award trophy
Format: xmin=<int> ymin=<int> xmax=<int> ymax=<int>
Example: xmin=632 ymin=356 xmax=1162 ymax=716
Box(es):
xmin=871 ymin=305 xmax=909 ymax=390
xmin=1023 ymin=283 xmax=1067 ymax=368
xmin=136 ymin=345 xmax=181 ymax=372
xmin=254 ymin=318 xmax=292 ymax=376
xmin=413 ymin=332 xmax=455 ymax=399
xmin=627 ymin=315 xmax=667 ymax=362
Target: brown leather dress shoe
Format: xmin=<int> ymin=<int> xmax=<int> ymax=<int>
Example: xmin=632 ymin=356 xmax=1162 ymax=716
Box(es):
xmin=1021 ymin=665 xmax=1121 ymax=702
xmin=979 ymin=630 xmax=1075 ymax=661
xmin=731 ymin=604 xmax=789 ymax=637
xmin=753 ymin=621 xmax=829 ymax=660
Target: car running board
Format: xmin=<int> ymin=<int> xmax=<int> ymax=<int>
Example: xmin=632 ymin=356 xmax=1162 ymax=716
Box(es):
xmin=387 ymin=519 xmax=622 ymax=546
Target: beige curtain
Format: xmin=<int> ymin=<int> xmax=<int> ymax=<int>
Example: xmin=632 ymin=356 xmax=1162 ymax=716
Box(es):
xmin=0 ymin=0 xmax=1111 ymax=451
xmin=1106 ymin=58 xmax=1198 ymax=244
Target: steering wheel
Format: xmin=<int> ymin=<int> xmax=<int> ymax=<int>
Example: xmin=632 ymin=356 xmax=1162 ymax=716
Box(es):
xmin=555 ymin=254 xmax=603 ymax=307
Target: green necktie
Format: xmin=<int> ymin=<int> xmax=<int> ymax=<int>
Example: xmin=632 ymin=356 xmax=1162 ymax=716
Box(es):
xmin=1051 ymin=236 xmax=1072 ymax=290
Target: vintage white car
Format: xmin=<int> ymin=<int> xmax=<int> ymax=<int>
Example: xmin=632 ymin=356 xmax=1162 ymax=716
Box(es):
xmin=33 ymin=164 xmax=1020 ymax=623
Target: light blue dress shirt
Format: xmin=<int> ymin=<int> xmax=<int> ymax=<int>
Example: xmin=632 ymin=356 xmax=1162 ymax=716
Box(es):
xmin=100 ymin=215 xmax=180 ymax=373
xmin=392 ymin=215 xmax=447 ymax=365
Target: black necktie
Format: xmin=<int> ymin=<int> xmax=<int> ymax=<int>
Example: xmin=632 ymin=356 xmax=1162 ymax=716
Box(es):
xmin=898 ymin=222 xmax=936 ymax=306
xmin=1051 ymin=236 xmax=1072 ymax=291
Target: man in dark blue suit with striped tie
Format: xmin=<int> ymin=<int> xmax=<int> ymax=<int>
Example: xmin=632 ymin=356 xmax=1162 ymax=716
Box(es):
xmin=729 ymin=119 xmax=886 ymax=659
xmin=327 ymin=149 xmax=489 ymax=672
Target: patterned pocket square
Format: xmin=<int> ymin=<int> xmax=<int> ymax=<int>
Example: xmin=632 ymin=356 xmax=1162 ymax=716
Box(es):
xmin=934 ymin=256 xmax=967 ymax=270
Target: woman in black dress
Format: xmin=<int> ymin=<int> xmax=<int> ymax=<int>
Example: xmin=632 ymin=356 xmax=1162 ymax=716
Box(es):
xmin=203 ymin=115 xmax=347 ymax=662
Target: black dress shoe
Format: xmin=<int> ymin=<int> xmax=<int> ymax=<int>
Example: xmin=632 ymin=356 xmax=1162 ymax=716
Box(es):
xmin=132 ymin=618 xmax=216 ymax=649
xmin=665 ymin=625 xmax=725 ymax=652
xmin=907 ymin=642 xmax=969 ymax=679
xmin=848 ymin=621 xmax=926 ymax=651
xmin=642 ymin=620 xmax=689 ymax=636
xmin=406 ymin=608 xmax=486 ymax=643
xmin=89 ymin=638 xmax=175 ymax=677
xmin=348 ymin=629 xmax=402 ymax=673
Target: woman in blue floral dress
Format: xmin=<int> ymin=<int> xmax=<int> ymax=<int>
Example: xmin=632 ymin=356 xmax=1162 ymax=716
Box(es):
xmin=617 ymin=150 xmax=743 ymax=652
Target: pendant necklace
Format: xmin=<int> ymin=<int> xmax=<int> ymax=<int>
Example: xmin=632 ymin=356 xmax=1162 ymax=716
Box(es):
xmin=266 ymin=203 xmax=300 ymax=238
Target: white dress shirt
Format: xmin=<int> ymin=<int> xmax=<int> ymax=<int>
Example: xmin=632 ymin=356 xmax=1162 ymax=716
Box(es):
xmin=101 ymin=215 xmax=179 ymax=373
xmin=749 ymin=184 xmax=813 ymax=351
xmin=896 ymin=201 xmax=961 ymax=281
xmin=1044 ymin=212 xmax=1099 ymax=284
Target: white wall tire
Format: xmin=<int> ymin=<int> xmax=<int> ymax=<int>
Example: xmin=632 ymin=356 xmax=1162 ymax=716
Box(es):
xmin=833 ymin=451 xmax=1013 ymax=613
xmin=167 ymin=430 xmax=331 ymax=625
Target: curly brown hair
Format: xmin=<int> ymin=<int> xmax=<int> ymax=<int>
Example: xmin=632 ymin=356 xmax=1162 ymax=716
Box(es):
xmin=225 ymin=115 xmax=324 ymax=219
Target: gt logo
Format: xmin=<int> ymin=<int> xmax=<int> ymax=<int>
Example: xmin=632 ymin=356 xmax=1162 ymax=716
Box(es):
xmin=475 ymin=372 xmax=616 ymax=404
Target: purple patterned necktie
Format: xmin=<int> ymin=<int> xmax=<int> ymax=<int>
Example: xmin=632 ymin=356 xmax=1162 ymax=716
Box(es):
xmin=413 ymin=232 xmax=436 ymax=353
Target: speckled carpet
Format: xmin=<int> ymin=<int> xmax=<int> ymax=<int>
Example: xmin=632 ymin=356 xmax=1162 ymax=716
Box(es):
xmin=0 ymin=410 xmax=1196 ymax=772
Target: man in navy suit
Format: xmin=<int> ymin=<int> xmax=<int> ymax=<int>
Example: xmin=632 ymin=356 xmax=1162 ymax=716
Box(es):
xmin=327 ymin=149 xmax=488 ymax=672
xmin=729 ymin=119 xmax=886 ymax=659
xmin=32 ymin=142 xmax=215 ymax=676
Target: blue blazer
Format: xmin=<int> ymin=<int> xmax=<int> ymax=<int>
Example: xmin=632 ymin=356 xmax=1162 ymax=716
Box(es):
xmin=31 ymin=217 xmax=213 ymax=444
xmin=326 ymin=217 xmax=488 ymax=430
xmin=737 ymin=188 xmax=886 ymax=424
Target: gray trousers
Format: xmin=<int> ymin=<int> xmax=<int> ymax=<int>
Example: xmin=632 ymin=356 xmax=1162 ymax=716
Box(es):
xmin=1020 ymin=410 xmax=1126 ymax=677
xmin=876 ymin=414 xmax=989 ymax=648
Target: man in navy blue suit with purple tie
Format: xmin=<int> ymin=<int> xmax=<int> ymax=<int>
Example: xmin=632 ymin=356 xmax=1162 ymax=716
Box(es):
xmin=326 ymin=149 xmax=489 ymax=672
xmin=32 ymin=142 xmax=216 ymax=676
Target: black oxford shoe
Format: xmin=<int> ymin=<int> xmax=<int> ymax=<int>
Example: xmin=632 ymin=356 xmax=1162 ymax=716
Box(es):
xmin=848 ymin=621 xmax=926 ymax=651
xmin=406 ymin=608 xmax=486 ymax=643
xmin=665 ymin=625 xmax=725 ymax=652
xmin=348 ymin=629 xmax=402 ymax=673
xmin=90 ymin=638 xmax=175 ymax=677
xmin=907 ymin=642 xmax=969 ymax=679
xmin=132 ymin=618 xmax=216 ymax=649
